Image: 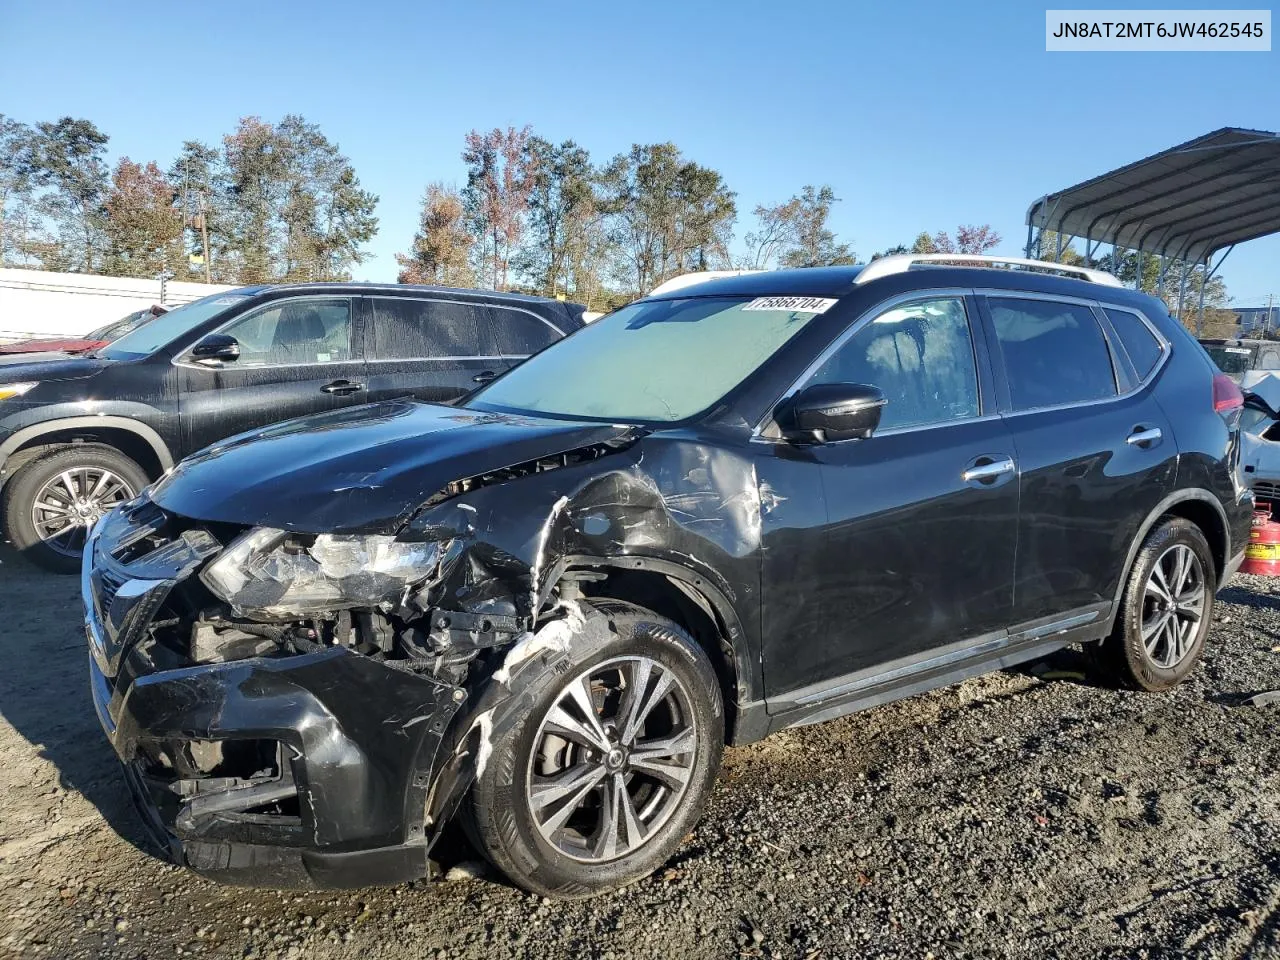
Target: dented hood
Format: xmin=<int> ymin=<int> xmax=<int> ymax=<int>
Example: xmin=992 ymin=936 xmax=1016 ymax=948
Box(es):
xmin=149 ymin=399 xmax=637 ymax=534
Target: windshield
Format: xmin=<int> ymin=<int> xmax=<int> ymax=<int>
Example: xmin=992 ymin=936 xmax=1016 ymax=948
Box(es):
xmin=469 ymin=295 xmax=830 ymax=421
xmin=1204 ymin=344 xmax=1255 ymax=380
xmin=100 ymin=292 xmax=252 ymax=359
xmin=88 ymin=311 xmax=147 ymax=341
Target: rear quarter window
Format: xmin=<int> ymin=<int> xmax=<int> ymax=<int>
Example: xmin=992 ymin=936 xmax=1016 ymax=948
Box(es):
xmin=480 ymin=307 xmax=560 ymax=356
xmin=1103 ymin=308 xmax=1164 ymax=379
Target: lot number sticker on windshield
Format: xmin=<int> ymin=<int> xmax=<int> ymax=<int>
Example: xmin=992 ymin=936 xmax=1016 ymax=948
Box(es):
xmin=742 ymin=296 xmax=838 ymax=313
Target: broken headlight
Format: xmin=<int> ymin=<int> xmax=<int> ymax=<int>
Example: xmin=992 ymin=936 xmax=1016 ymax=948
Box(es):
xmin=200 ymin=528 xmax=440 ymax=619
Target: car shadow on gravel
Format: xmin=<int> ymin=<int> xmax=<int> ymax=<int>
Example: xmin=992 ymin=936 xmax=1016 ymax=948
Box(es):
xmin=0 ymin=543 xmax=157 ymax=857
xmin=1008 ymin=645 xmax=1106 ymax=688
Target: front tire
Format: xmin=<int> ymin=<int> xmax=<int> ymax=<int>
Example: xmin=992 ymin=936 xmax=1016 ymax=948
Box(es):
xmin=1095 ymin=517 xmax=1215 ymax=692
xmin=465 ymin=600 xmax=724 ymax=899
xmin=2 ymin=445 xmax=148 ymax=573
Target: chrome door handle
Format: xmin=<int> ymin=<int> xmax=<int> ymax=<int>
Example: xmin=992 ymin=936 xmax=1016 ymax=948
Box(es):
xmin=1126 ymin=426 xmax=1162 ymax=447
xmin=321 ymin=380 xmax=364 ymax=395
xmin=962 ymin=456 xmax=1016 ymax=484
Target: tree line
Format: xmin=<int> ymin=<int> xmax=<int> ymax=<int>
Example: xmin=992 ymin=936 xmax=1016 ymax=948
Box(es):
xmin=2 ymin=113 xmax=1228 ymax=326
xmin=0 ymin=113 xmax=377 ymax=284
xmin=397 ymin=125 xmax=1012 ymax=308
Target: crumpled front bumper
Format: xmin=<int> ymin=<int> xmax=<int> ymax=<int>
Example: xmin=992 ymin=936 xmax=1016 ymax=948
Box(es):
xmin=83 ymin=519 xmax=467 ymax=889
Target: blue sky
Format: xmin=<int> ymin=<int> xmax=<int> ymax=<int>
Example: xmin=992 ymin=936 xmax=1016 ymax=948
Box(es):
xmin=2 ymin=0 xmax=1277 ymax=304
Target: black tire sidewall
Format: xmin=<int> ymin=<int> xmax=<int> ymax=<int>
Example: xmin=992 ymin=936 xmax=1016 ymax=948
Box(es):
xmin=467 ymin=604 xmax=724 ymax=898
xmin=1113 ymin=518 xmax=1215 ymax=691
xmin=3 ymin=445 xmax=149 ymax=573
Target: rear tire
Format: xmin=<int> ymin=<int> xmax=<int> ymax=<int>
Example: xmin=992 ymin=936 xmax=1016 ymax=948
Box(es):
xmin=2 ymin=445 xmax=148 ymax=573
xmin=1094 ymin=517 xmax=1215 ymax=692
xmin=464 ymin=600 xmax=724 ymax=899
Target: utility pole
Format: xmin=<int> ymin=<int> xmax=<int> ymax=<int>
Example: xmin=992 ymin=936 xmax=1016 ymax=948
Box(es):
xmin=198 ymin=191 xmax=211 ymax=284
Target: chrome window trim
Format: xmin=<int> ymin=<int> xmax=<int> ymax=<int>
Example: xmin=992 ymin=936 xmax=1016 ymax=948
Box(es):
xmin=172 ymin=294 xmax=358 ymax=371
xmin=750 ymin=287 xmax=978 ymax=442
xmin=364 ymin=294 xmax=566 ymax=363
xmin=975 ymin=289 xmax=1172 ymax=419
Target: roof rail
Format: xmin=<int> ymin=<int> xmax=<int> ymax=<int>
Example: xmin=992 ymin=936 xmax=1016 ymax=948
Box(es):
xmin=854 ymin=253 xmax=1123 ymax=288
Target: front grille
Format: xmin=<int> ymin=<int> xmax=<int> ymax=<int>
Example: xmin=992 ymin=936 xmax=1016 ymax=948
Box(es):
xmin=86 ymin=497 xmax=222 ymax=677
xmin=97 ymin=566 xmax=128 ymax=615
xmin=1253 ymin=480 xmax=1280 ymax=503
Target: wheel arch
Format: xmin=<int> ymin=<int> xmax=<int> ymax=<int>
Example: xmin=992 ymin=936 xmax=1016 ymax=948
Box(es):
xmin=0 ymin=418 xmax=173 ymax=489
xmin=1110 ymin=489 xmax=1231 ymax=621
xmin=554 ymin=554 xmax=757 ymax=745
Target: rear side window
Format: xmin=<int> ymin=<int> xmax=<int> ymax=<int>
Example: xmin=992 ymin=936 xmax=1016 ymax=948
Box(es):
xmin=481 ymin=307 xmax=560 ymax=356
xmin=988 ymin=297 xmax=1116 ymax=411
xmin=1104 ymin=308 xmax=1163 ymax=379
xmin=370 ymin=298 xmax=484 ymax=359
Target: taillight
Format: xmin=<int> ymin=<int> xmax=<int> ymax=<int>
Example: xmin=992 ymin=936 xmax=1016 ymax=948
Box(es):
xmin=1213 ymin=372 xmax=1244 ymax=413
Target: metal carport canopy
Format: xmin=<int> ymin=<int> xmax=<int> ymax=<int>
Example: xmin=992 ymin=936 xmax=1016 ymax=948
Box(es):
xmin=1026 ymin=127 xmax=1280 ymax=265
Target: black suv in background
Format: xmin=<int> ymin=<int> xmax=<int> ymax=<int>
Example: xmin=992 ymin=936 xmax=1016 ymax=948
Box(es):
xmin=83 ymin=256 xmax=1250 ymax=898
xmin=0 ymin=283 xmax=584 ymax=570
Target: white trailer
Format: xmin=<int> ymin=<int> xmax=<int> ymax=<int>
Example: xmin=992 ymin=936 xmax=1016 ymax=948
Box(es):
xmin=0 ymin=268 xmax=237 ymax=343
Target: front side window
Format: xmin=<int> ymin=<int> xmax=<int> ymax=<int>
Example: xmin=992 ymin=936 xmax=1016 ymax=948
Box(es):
xmin=370 ymin=298 xmax=484 ymax=359
xmin=101 ymin=292 xmax=252 ymax=359
xmin=988 ymin=297 xmax=1117 ymax=411
xmin=801 ymin=297 xmax=980 ymax=431
xmin=470 ymin=295 xmax=825 ymax=421
xmin=216 ymin=298 xmax=352 ymax=366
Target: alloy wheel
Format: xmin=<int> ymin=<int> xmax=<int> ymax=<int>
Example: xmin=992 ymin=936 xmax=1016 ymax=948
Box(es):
xmin=1141 ymin=543 xmax=1206 ymax=669
xmin=526 ymin=655 xmax=698 ymax=863
xmin=30 ymin=467 xmax=134 ymax=558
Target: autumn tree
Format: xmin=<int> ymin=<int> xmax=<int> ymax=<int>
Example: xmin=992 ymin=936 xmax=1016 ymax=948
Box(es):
xmin=102 ymin=159 xmax=183 ymax=277
xmin=779 ymin=186 xmax=854 ymax=268
xmin=463 ymin=126 xmax=533 ymax=290
xmin=907 ymin=224 xmax=1002 ymax=257
xmin=397 ymin=182 xmax=473 ymax=286
xmin=26 ymin=117 xmax=110 ymax=271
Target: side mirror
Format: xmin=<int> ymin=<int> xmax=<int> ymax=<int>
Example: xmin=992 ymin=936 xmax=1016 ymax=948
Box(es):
xmin=190 ymin=333 xmax=240 ymax=366
xmin=775 ymin=383 xmax=886 ymax=443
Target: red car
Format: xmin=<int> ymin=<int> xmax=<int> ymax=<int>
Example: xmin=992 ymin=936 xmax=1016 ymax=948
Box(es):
xmin=0 ymin=305 xmax=166 ymax=356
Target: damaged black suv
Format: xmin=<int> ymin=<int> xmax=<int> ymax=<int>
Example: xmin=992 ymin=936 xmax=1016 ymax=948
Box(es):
xmin=85 ymin=256 xmax=1251 ymax=898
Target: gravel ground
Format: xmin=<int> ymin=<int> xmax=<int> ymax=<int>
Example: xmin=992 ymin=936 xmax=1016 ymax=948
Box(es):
xmin=3 ymin=545 xmax=1280 ymax=960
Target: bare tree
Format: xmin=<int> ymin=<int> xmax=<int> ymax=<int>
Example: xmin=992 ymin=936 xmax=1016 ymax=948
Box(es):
xmin=779 ymin=186 xmax=854 ymax=268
